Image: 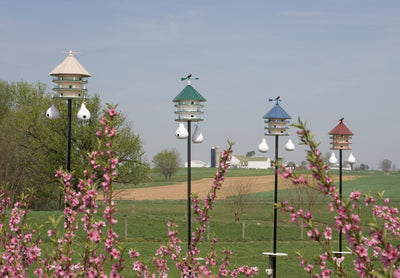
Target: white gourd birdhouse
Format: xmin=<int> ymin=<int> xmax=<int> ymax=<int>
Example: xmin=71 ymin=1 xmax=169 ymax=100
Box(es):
xmin=77 ymin=103 xmax=91 ymax=121
xmin=176 ymin=123 xmax=189 ymax=139
xmin=258 ymin=137 xmax=269 ymax=153
xmin=285 ymin=138 xmax=295 ymax=151
xmin=46 ymin=104 xmax=60 ymax=120
xmin=348 ymin=153 xmax=356 ymax=164
xmin=192 ymin=124 xmax=204 ymax=143
xmin=329 ymin=152 xmax=338 ymax=164
xmin=347 ymin=153 xmax=356 ymax=170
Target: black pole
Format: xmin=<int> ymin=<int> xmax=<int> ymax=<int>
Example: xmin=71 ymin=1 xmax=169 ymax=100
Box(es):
xmin=339 ymin=149 xmax=343 ymax=253
xmin=187 ymin=121 xmax=192 ymax=250
xmin=272 ymin=135 xmax=279 ymax=278
xmin=63 ymin=99 xmax=73 ymax=221
xmin=67 ymin=99 xmax=72 ymax=172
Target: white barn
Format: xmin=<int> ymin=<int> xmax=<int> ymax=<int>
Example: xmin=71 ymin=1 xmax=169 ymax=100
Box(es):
xmin=185 ymin=160 xmax=210 ymax=168
xmin=247 ymin=158 xmax=271 ymax=169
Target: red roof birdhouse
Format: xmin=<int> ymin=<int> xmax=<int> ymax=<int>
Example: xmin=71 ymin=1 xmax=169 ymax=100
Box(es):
xmin=329 ymin=118 xmax=354 ymax=150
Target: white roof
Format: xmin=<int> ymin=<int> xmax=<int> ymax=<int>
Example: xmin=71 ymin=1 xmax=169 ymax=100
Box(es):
xmin=230 ymin=156 xmax=241 ymax=165
xmin=247 ymin=160 xmax=271 ymax=169
xmin=49 ymin=50 xmax=91 ymax=77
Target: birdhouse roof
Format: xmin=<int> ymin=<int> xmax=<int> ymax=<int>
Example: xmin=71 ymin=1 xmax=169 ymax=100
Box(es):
xmin=329 ymin=122 xmax=354 ymax=135
xmin=173 ymin=85 xmax=206 ymax=102
xmin=49 ymin=50 xmax=91 ymax=77
xmin=263 ymin=103 xmax=291 ymax=119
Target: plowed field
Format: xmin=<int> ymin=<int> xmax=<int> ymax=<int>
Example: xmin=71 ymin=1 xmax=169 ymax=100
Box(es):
xmin=106 ymin=175 xmax=356 ymax=201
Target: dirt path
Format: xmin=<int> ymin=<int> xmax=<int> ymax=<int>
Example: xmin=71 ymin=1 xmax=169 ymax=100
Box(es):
xmin=108 ymin=175 xmax=356 ymax=201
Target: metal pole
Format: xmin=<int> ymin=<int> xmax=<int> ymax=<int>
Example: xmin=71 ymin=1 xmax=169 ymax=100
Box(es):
xmin=272 ymin=135 xmax=279 ymax=278
xmin=67 ymin=99 xmax=72 ymax=172
xmin=339 ymin=149 xmax=343 ymax=253
xmin=187 ymin=121 xmax=192 ymax=250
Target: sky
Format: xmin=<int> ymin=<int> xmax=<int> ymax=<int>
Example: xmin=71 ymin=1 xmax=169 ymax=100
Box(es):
xmin=1 ymin=0 xmax=400 ymax=170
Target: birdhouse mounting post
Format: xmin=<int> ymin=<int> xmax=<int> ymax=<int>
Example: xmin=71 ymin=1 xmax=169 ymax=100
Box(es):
xmin=260 ymin=97 xmax=292 ymax=278
xmin=173 ymin=75 xmax=206 ymax=254
xmin=328 ymin=118 xmax=354 ymax=255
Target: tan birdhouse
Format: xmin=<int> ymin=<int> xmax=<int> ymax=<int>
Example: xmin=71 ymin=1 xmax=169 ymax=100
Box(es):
xmin=49 ymin=50 xmax=91 ymax=99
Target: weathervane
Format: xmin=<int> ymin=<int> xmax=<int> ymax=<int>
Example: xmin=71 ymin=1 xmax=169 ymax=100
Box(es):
xmin=335 ymin=117 xmax=351 ymax=123
xmin=268 ymin=96 xmax=281 ymax=105
xmin=181 ymin=74 xmax=199 ymax=85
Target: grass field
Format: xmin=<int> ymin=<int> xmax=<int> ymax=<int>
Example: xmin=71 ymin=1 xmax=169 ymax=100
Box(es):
xmin=23 ymin=169 xmax=400 ymax=277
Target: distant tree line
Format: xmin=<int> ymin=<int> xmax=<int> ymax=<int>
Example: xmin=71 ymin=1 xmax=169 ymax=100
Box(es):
xmin=0 ymin=80 xmax=150 ymax=209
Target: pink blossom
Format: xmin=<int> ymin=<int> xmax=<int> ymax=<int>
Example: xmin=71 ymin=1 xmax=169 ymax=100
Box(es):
xmin=324 ymin=227 xmax=332 ymax=240
xmin=350 ymin=191 xmax=361 ymax=201
xmin=108 ymin=108 xmax=118 ymax=116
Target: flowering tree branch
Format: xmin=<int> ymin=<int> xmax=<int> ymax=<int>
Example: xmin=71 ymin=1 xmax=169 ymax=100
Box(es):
xmin=0 ymin=188 xmax=41 ymax=277
xmin=37 ymin=104 xmax=125 ymax=277
xmin=0 ymin=106 xmax=259 ymax=278
xmin=130 ymin=141 xmax=259 ymax=277
xmin=278 ymin=118 xmax=400 ymax=277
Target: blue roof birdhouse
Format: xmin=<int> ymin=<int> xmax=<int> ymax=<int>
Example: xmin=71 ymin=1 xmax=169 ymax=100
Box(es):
xmin=263 ymin=98 xmax=291 ymax=136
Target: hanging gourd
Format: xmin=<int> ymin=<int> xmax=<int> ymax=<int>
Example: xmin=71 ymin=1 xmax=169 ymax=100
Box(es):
xmin=77 ymin=103 xmax=91 ymax=121
xmin=46 ymin=104 xmax=60 ymax=120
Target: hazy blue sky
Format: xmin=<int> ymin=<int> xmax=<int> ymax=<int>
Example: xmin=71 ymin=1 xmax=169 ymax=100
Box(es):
xmin=1 ymin=0 xmax=400 ymax=169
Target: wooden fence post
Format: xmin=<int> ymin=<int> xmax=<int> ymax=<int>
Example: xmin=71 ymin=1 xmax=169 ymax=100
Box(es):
xmin=125 ymin=217 xmax=128 ymax=241
xmin=207 ymin=221 xmax=210 ymax=242
xmin=131 ymin=197 xmax=135 ymax=215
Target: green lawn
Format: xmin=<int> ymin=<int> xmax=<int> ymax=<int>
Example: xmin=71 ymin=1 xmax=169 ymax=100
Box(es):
xmin=19 ymin=171 xmax=400 ymax=276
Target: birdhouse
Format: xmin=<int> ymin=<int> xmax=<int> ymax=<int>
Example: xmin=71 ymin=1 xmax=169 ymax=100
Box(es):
xmin=263 ymin=98 xmax=291 ymax=136
xmin=77 ymin=103 xmax=91 ymax=121
xmin=329 ymin=152 xmax=338 ymax=164
xmin=49 ymin=50 xmax=91 ymax=99
xmin=329 ymin=119 xmax=354 ymax=150
xmin=348 ymin=153 xmax=356 ymax=165
xmin=173 ymin=78 xmax=206 ymax=122
xmin=347 ymin=153 xmax=356 ymax=170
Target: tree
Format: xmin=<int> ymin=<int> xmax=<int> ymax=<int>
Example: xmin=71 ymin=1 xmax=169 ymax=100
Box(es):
xmin=297 ymin=160 xmax=308 ymax=171
xmin=381 ymin=159 xmax=392 ymax=173
xmin=0 ymin=80 xmax=58 ymax=205
xmin=282 ymin=175 xmax=321 ymax=239
xmin=228 ymin=177 xmax=253 ymax=222
xmin=322 ymin=152 xmax=331 ymax=164
xmin=115 ymin=123 xmax=150 ymax=184
xmin=152 ymin=149 xmax=181 ymax=181
xmin=245 ymin=151 xmax=255 ymax=158
xmin=360 ymin=163 xmax=369 ymax=171
xmin=0 ymin=80 xmax=149 ymax=208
